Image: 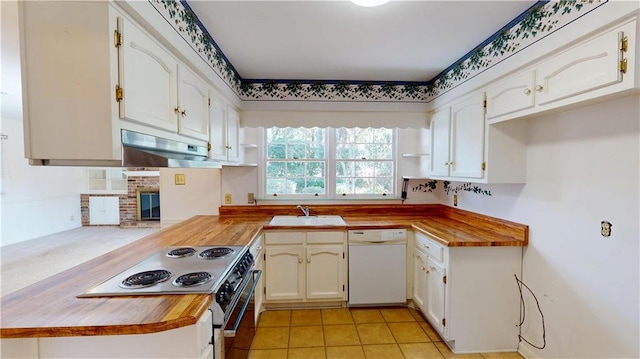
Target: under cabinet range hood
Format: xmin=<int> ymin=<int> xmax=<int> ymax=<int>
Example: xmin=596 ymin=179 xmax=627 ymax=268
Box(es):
xmin=32 ymin=130 xmax=222 ymax=169
xmin=120 ymin=130 xmax=221 ymax=169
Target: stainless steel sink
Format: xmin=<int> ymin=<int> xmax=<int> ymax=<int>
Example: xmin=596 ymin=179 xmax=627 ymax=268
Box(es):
xmin=268 ymin=215 xmax=346 ymax=226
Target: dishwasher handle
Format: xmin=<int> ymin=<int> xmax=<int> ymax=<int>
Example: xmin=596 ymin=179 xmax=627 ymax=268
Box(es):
xmin=348 ymin=238 xmax=407 ymax=245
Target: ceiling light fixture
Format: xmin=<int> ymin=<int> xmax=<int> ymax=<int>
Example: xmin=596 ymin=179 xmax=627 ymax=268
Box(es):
xmin=351 ymin=0 xmax=390 ymax=7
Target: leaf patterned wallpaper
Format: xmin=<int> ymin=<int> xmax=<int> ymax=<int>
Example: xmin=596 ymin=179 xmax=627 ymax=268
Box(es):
xmin=149 ymin=0 xmax=605 ymax=103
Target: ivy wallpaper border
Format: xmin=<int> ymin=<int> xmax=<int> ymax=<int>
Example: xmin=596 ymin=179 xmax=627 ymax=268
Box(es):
xmin=149 ymin=0 xmax=606 ymax=103
xmin=412 ymin=180 xmax=492 ymax=197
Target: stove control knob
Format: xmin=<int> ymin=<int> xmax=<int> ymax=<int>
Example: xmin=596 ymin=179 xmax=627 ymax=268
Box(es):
xmin=235 ymin=266 xmax=244 ymax=277
xmin=217 ymin=282 xmax=232 ymax=302
xmin=216 ymin=291 xmax=228 ymax=305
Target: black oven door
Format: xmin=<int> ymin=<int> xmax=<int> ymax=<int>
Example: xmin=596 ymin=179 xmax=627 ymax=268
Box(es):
xmin=223 ymin=269 xmax=261 ymax=359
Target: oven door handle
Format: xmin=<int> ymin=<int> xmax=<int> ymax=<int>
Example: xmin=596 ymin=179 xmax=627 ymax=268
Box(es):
xmin=223 ymin=269 xmax=262 ymax=338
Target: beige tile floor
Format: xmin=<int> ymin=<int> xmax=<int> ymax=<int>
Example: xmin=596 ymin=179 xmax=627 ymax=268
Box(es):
xmin=249 ymin=307 xmax=524 ymax=359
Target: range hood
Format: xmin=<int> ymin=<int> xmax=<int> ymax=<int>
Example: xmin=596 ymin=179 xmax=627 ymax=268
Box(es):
xmin=120 ymin=130 xmax=221 ymax=168
xmin=31 ymin=130 xmax=222 ymax=169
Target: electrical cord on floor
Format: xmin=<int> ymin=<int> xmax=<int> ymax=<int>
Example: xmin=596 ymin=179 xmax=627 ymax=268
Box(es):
xmin=514 ymin=273 xmax=546 ymax=350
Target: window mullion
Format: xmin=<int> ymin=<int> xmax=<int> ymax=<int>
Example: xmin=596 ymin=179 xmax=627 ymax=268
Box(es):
xmin=326 ymin=128 xmax=336 ymax=199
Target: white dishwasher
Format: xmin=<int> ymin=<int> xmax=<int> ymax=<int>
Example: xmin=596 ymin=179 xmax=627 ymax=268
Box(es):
xmin=348 ymin=229 xmax=407 ymax=306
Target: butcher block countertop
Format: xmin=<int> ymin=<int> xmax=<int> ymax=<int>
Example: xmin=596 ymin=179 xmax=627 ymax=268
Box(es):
xmin=0 ymin=204 xmax=527 ymax=339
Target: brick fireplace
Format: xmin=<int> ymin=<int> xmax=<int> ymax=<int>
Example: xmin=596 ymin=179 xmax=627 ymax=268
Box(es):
xmin=80 ymin=175 xmax=161 ymax=228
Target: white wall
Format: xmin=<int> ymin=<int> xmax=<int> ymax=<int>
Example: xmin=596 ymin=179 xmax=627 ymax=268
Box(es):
xmin=220 ymin=166 xmax=259 ymax=206
xmin=159 ymin=168 xmax=221 ymax=227
xmin=1 ymin=1 xmax=86 ymax=246
xmin=443 ymin=95 xmax=640 ymax=358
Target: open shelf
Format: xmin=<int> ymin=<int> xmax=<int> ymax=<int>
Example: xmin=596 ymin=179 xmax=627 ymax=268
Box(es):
xmin=402 ymin=153 xmax=430 ymax=158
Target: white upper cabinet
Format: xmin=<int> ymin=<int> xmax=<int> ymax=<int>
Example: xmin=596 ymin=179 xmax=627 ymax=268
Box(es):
xmin=121 ymin=26 xmax=210 ymax=141
xmin=485 ymin=70 xmax=536 ymax=120
xmin=119 ymin=17 xmax=178 ymax=132
xmin=19 ymin=1 xmax=120 ymax=163
xmin=535 ymin=25 xmax=623 ymax=106
xmin=486 ymin=18 xmax=636 ymax=123
xmin=176 ymin=65 xmax=210 ymax=141
xmin=19 ymin=1 xmax=220 ymax=166
xmin=209 ymin=96 xmax=240 ymax=162
xmin=429 ymin=107 xmax=451 ymax=178
xmin=429 ymin=92 xmax=527 ymax=184
xmin=449 ymin=94 xmax=485 ymax=179
xmin=429 ymin=93 xmax=485 ymax=181
xmin=226 ymin=108 xmax=240 ymax=162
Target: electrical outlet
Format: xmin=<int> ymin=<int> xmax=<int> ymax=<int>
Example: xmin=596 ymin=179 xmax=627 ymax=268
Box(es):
xmin=453 ymin=194 xmax=458 ymax=207
xmin=175 ymin=174 xmax=186 ymax=185
xmin=70 ymin=215 xmax=75 ymax=221
xmin=248 ymin=192 xmax=255 ymax=204
xmin=601 ymin=221 xmax=612 ymax=237
xmin=224 ymin=194 xmax=232 ymax=204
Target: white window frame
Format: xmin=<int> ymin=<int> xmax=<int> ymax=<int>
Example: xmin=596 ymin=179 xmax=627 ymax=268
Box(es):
xmin=260 ymin=127 xmax=397 ymax=200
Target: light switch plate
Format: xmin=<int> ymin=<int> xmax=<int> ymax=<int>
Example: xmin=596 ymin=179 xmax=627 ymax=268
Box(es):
xmin=175 ymin=174 xmax=186 ymax=185
xmin=224 ymin=194 xmax=232 ymax=204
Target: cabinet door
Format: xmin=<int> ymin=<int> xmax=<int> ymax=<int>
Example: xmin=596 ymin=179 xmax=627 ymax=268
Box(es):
xmin=485 ymin=70 xmax=536 ymax=120
xmin=265 ymin=246 xmax=305 ymax=301
xmin=89 ymin=197 xmax=120 ymax=225
xmin=177 ymin=65 xmax=209 ymax=141
xmin=535 ymin=26 xmax=622 ymax=106
xmin=254 ymin=249 xmax=264 ymax=326
xmin=450 ymin=94 xmax=485 ymax=179
xmin=208 ymin=97 xmax=228 ymax=160
xmin=120 ymin=19 xmax=178 ymax=132
xmin=412 ymin=248 xmax=428 ymax=312
xmin=226 ymin=107 xmax=240 ymax=162
xmin=426 ymin=257 xmax=446 ymax=337
xmin=306 ymin=245 xmax=345 ymax=300
xmin=429 ymin=107 xmax=451 ymax=177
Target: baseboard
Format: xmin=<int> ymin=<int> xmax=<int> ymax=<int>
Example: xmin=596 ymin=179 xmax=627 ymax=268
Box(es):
xmin=518 ymin=343 xmax=539 ymax=359
xmin=264 ymin=301 xmax=345 ymax=310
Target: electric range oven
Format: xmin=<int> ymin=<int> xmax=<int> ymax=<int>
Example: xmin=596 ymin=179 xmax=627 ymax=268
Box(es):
xmin=78 ymin=245 xmax=260 ymax=359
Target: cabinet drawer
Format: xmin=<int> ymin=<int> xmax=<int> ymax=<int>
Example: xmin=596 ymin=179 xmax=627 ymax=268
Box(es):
xmin=415 ymin=233 xmax=444 ymax=262
xmin=264 ymin=232 xmax=305 ymax=245
xmin=307 ymin=231 xmax=345 ymax=244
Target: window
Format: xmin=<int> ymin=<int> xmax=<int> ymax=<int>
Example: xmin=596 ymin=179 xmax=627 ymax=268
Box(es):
xmin=335 ymin=128 xmax=394 ymax=196
xmin=263 ymin=127 xmax=396 ymax=198
xmin=265 ymin=127 xmax=326 ymax=196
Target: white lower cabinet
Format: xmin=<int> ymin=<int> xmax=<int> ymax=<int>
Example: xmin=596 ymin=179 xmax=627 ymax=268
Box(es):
xmin=250 ymin=235 xmax=265 ymax=326
xmin=425 ymin=256 xmax=446 ymax=335
xmin=89 ymin=196 xmax=120 ymax=225
xmin=412 ymin=232 xmax=523 ymax=353
xmin=265 ymin=245 xmax=306 ymax=301
xmin=306 ymin=245 xmax=345 ymax=300
xmin=264 ymin=231 xmax=346 ymax=303
xmin=412 ymin=248 xmax=428 ymax=311
xmin=0 ymin=310 xmax=214 ymax=359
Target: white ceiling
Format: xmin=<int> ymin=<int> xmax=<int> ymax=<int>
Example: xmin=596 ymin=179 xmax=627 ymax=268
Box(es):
xmin=186 ymin=1 xmax=536 ymax=82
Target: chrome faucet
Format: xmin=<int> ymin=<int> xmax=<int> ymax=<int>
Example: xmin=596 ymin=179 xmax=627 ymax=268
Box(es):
xmin=296 ymin=205 xmax=310 ymax=217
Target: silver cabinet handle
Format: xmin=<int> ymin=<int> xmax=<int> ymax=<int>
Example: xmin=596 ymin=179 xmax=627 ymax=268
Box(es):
xmin=535 ymin=85 xmax=544 ymax=92
xmin=307 ymin=257 xmax=311 ymax=263
xmin=524 ymin=88 xmax=531 ymax=95
xmin=298 ymin=258 xmax=303 ymax=264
